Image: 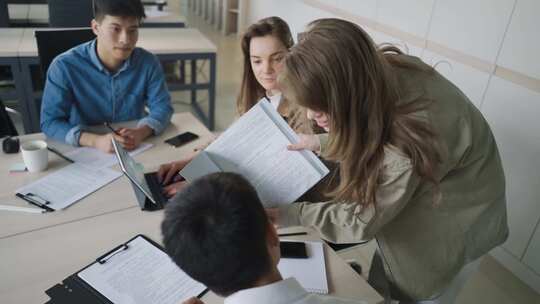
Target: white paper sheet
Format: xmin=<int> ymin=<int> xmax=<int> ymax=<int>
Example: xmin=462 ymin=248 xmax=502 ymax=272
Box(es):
xmin=181 ymin=101 xmax=329 ymax=205
xmin=65 ymin=143 xmax=153 ymax=169
xmin=15 ymin=163 xmax=122 ymax=210
xmin=78 ymin=236 xmax=206 ymax=304
xmin=278 ymin=241 xmax=328 ymax=294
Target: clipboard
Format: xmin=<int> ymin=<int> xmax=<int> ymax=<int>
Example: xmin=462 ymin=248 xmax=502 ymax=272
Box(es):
xmin=45 ymin=235 xmax=208 ymax=304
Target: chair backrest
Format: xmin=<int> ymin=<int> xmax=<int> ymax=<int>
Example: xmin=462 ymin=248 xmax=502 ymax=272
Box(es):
xmin=48 ymin=0 xmax=94 ymax=28
xmin=0 ymin=0 xmax=9 ymax=27
xmin=0 ymin=98 xmax=18 ymax=137
xmin=35 ymin=28 xmax=96 ymax=77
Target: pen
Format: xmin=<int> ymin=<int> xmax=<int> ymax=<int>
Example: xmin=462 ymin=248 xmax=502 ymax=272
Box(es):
xmin=15 ymin=193 xmax=54 ymax=212
xmin=104 ymin=122 xmax=121 ymax=136
xmin=278 ymin=232 xmax=308 ymax=237
xmin=0 ymin=204 xmax=46 ymax=214
xmin=47 ymin=146 xmax=75 ymax=163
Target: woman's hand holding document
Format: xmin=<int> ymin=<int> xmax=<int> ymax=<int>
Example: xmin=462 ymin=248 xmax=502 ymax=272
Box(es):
xmin=180 ymin=100 xmax=329 ymax=206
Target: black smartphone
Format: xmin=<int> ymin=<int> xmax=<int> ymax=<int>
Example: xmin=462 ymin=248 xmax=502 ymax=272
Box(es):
xmin=280 ymin=241 xmax=308 ymax=259
xmin=164 ymin=132 xmax=199 ymax=148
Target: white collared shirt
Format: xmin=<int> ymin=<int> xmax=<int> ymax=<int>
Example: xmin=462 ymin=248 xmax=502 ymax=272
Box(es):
xmin=224 ymin=278 xmax=367 ymax=304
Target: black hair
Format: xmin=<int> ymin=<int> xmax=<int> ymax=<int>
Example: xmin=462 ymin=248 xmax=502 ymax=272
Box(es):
xmin=93 ymin=0 xmax=146 ymax=21
xmin=161 ymin=172 xmax=272 ymax=296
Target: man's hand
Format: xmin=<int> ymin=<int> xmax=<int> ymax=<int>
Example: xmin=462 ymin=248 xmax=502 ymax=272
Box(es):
xmin=182 ymin=297 xmax=204 ymax=304
xmin=80 ymin=132 xmax=132 ymax=153
xmin=117 ymin=125 xmax=153 ymax=150
xmin=287 ymin=134 xmax=321 ymax=153
xmin=266 ymin=208 xmax=280 ymax=227
xmin=157 ymin=157 xmax=193 ymax=185
xmin=163 ymin=180 xmax=188 ymax=198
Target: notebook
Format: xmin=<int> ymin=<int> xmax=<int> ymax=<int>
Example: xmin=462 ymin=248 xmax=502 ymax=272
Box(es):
xmin=278 ymin=241 xmax=329 ymax=294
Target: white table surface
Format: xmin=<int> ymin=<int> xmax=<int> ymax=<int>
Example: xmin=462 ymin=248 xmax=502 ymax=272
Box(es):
xmin=0 ymin=208 xmax=383 ymax=304
xmin=17 ymin=27 xmax=217 ymax=57
xmin=13 ymin=4 xmax=186 ymax=25
xmin=0 ymin=113 xmax=214 ymax=238
xmin=145 ymin=6 xmax=188 ymax=24
xmin=7 ymin=4 xmax=29 ymax=21
xmin=27 ymin=3 xmax=47 ymax=23
xmin=0 ymin=28 xmax=25 ymax=57
xmin=0 ymin=110 xmax=383 ymax=304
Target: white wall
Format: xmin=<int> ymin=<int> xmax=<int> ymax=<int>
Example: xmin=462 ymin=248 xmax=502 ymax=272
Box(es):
xmin=246 ymin=0 xmax=540 ymax=292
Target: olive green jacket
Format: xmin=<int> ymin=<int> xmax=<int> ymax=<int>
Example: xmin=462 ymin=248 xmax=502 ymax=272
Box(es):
xmin=278 ymin=56 xmax=509 ymax=300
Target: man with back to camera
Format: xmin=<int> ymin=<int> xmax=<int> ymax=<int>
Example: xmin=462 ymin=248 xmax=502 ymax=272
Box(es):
xmin=40 ymin=0 xmax=173 ymax=153
xmin=161 ymin=172 xmax=367 ymax=304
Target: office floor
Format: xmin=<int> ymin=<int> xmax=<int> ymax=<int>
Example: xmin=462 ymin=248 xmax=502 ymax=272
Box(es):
xmin=176 ymin=2 xmax=540 ymax=304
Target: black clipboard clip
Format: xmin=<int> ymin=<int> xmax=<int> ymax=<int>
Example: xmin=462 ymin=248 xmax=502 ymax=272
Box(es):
xmin=15 ymin=192 xmax=55 ymax=212
xmin=96 ymin=243 xmax=129 ymax=264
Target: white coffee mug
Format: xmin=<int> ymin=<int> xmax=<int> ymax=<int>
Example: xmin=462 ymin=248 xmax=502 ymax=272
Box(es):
xmin=21 ymin=140 xmax=48 ymax=172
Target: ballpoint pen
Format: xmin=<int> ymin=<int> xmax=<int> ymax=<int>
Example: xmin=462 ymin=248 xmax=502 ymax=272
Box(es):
xmin=47 ymin=146 xmax=75 ymax=163
xmin=278 ymin=232 xmax=308 ymax=237
xmin=104 ymin=122 xmax=121 ymax=136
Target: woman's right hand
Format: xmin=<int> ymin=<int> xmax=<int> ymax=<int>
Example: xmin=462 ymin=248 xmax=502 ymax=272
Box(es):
xmin=287 ymin=134 xmax=321 ymax=153
xmin=157 ymin=158 xmax=191 ymax=185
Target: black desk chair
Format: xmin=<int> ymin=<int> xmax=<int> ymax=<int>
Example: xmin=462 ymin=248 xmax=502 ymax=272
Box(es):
xmin=0 ymin=98 xmax=18 ymax=137
xmin=0 ymin=0 xmax=9 ymax=27
xmin=47 ymin=0 xmax=94 ymax=27
xmin=35 ymin=28 xmax=95 ymax=80
xmin=33 ymin=29 xmax=95 ymax=128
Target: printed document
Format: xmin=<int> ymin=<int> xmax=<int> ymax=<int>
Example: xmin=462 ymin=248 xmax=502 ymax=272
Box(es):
xmin=15 ymin=163 xmax=122 ymax=210
xmin=78 ymin=236 xmax=206 ymax=304
xmin=180 ymin=100 xmax=329 ymax=205
xmin=65 ymin=143 xmax=153 ymax=169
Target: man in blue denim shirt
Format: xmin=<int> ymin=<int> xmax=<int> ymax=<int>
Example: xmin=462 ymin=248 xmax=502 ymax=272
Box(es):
xmin=41 ymin=0 xmax=173 ymax=153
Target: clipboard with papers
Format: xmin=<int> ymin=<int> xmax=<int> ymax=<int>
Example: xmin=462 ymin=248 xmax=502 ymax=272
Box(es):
xmin=15 ymin=163 xmax=122 ymax=211
xmin=45 ymin=235 xmax=208 ymax=304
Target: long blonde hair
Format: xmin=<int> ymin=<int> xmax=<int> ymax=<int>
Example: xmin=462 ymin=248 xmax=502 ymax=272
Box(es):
xmin=279 ymin=18 xmax=441 ymax=207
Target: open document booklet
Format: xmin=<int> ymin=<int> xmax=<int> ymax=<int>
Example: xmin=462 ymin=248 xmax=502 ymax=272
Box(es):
xmin=180 ymin=100 xmax=329 ymax=206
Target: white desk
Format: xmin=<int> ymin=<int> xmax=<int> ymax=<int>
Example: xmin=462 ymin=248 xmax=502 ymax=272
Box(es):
xmin=14 ymin=27 xmax=217 ymax=133
xmin=8 ymin=3 xmax=184 ymax=27
xmin=7 ymin=3 xmax=47 ymax=25
xmin=144 ymin=7 xmax=188 ymax=28
xmin=0 ymin=28 xmax=24 ymax=58
xmin=0 ymin=113 xmax=214 ymax=239
xmin=16 ymin=28 xmax=216 ymax=57
xmin=0 ymin=111 xmax=383 ymax=304
xmin=7 ymin=4 xmax=29 ymax=24
xmin=0 ymin=208 xmax=383 ymax=304
xmin=27 ymin=3 xmax=47 ymax=24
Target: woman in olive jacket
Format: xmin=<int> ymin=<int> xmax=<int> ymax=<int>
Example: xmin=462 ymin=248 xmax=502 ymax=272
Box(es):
xmin=270 ymin=18 xmax=509 ymax=302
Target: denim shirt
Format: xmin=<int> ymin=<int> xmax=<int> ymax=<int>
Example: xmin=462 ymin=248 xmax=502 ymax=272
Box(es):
xmin=40 ymin=39 xmax=173 ymax=146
